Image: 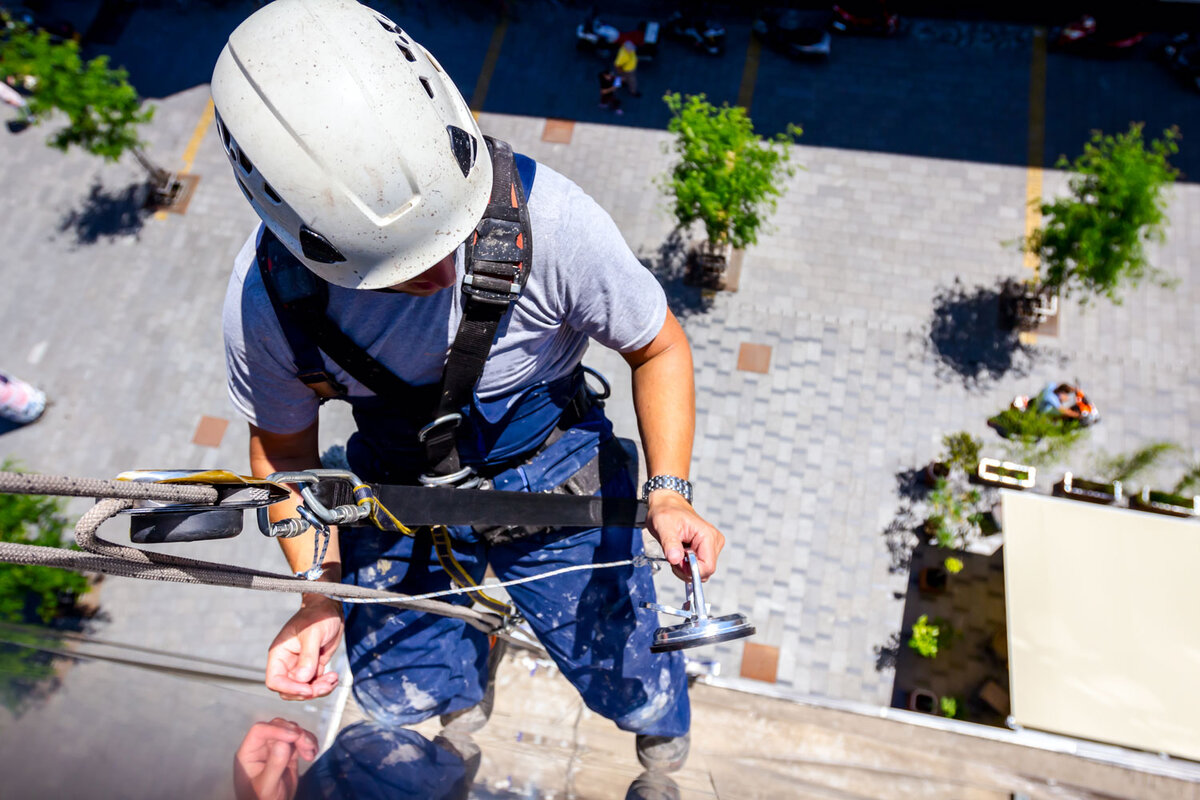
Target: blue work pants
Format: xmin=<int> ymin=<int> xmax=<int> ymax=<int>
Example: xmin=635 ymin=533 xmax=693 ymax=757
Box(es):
xmin=339 ymin=410 xmax=690 ymax=737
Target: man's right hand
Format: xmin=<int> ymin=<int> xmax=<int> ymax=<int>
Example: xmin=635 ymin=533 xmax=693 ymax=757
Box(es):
xmin=265 ymin=596 xmax=344 ymax=700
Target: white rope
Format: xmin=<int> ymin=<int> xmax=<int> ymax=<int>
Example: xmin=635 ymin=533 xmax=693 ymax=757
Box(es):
xmin=337 ymin=555 xmax=658 ymax=605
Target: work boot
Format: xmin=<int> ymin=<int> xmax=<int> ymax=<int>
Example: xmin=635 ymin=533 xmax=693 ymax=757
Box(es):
xmin=635 ymin=733 xmax=690 ymax=773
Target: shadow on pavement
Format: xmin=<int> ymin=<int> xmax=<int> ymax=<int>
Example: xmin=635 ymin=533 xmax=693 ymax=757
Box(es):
xmin=644 ymin=230 xmax=714 ymax=321
xmin=926 ymin=278 xmax=1035 ymax=390
xmin=57 ymin=181 xmax=149 ymax=246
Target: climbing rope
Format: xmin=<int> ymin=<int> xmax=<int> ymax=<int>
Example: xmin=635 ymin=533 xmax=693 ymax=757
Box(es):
xmin=0 ymin=470 xmax=659 ymax=639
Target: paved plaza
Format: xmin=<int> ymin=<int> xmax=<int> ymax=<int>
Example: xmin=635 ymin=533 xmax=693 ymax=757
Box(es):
xmin=0 ymin=1 xmax=1198 ymax=793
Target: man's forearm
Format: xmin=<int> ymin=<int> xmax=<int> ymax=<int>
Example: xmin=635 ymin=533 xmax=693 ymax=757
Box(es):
xmin=624 ymin=310 xmax=697 ymax=483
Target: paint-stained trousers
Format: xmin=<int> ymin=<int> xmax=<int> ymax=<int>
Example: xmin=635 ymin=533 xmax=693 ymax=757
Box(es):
xmin=339 ymin=408 xmax=690 ymax=737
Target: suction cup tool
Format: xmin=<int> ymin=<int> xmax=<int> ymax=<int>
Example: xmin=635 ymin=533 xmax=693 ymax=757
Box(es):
xmin=642 ymin=552 xmax=755 ymax=653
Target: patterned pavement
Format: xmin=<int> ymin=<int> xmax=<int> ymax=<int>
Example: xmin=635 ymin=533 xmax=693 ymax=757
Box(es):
xmin=0 ymin=1 xmax=1197 ymax=791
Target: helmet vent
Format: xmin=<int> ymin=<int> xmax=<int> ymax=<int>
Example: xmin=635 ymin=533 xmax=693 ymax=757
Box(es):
xmin=235 ymin=145 xmax=253 ymax=175
xmin=235 ymin=176 xmax=252 ymax=203
xmin=262 ymin=182 xmax=282 ymax=204
xmin=376 ymin=18 xmax=396 ymax=33
xmin=215 ymin=114 xmax=231 ymax=152
xmin=397 ymin=42 xmax=416 ymax=62
xmin=420 ymin=76 xmax=434 ymax=98
xmin=299 ymin=226 xmax=347 ymax=264
xmin=446 ymin=125 xmax=477 ymax=178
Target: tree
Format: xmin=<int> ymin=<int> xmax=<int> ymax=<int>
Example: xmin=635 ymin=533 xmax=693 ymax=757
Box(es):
xmin=1024 ymin=124 xmax=1179 ymax=304
xmin=0 ymin=26 xmax=174 ymax=198
xmin=0 ymin=464 xmax=90 ymax=624
xmin=660 ymin=92 xmax=801 ymax=250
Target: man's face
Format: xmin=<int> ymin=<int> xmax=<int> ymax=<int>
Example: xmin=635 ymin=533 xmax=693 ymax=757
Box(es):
xmin=387 ymin=251 xmax=457 ymax=296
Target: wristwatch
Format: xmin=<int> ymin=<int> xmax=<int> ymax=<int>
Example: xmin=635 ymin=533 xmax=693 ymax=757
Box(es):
xmin=640 ymin=475 xmax=693 ymax=504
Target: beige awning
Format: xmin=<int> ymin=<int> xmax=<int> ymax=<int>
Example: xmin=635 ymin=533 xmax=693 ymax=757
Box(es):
xmin=1003 ymin=491 xmax=1200 ymax=761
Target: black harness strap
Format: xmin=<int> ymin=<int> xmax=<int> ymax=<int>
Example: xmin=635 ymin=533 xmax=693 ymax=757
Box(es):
xmin=258 ymin=231 xmax=420 ymax=401
xmin=422 ymin=138 xmax=533 ymax=482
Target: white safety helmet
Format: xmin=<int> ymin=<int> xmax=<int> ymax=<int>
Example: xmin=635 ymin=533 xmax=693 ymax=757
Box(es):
xmin=211 ymin=0 xmax=492 ymax=290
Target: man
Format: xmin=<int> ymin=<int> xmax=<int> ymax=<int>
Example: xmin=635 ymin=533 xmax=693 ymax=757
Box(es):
xmin=1036 ymin=383 xmax=1082 ymax=420
xmin=213 ymin=0 xmax=723 ymax=772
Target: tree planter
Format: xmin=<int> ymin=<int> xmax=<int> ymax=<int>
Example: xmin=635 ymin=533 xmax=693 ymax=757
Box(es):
xmin=924 ymin=461 xmax=950 ymax=486
xmin=1002 ymin=279 xmax=1059 ymax=332
xmin=907 ymin=687 xmax=939 ymax=714
xmin=686 ymin=241 xmax=743 ymax=291
xmin=977 ymin=458 xmax=1035 ymax=489
xmin=918 ymin=566 xmax=947 ymax=595
xmin=1054 ymin=472 xmax=1122 ymax=505
xmin=1129 ymin=488 xmax=1198 ymax=518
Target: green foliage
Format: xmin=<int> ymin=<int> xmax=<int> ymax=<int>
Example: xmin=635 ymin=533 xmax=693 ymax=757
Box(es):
xmin=1095 ymin=441 xmax=1180 ymax=484
xmin=941 ymin=432 xmax=982 ymax=477
xmin=988 ymin=406 xmax=1086 ymax=468
xmin=661 ymin=92 xmax=801 ymax=249
xmin=1024 ymin=124 xmax=1179 ymax=304
xmin=1174 ymin=462 xmax=1200 ymax=496
xmin=908 ymin=614 xmax=953 ymax=659
xmin=0 ymin=461 xmax=90 ymax=623
xmin=0 ymin=635 xmax=60 ymax=717
xmin=940 ymin=695 xmax=962 ymax=719
xmin=0 ymin=27 xmax=153 ymax=161
xmin=926 ymin=479 xmax=984 ymax=549
xmin=943 ymin=556 xmax=964 ymax=575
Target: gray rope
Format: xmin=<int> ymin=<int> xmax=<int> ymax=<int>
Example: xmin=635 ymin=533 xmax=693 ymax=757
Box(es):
xmin=0 ymin=488 xmax=504 ymax=633
xmin=0 ymin=471 xmax=656 ymax=639
xmin=0 ymin=471 xmax=219 ymax=504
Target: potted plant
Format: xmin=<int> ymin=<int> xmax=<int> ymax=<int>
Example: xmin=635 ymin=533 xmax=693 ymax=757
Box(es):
xmin=939 ymin=695 xmax=963 ymax=720
xmin=1017 ymin=123 xmax=1179 ymax=324
xmin=1054 ymin=472 xmax=1122 ymax=504
xmin=918 ymin=556 xmax=963 ymax=595
xmin=660 ymin=92 xmax=801 ymax=290
xmin=976 ymin=457 xmax=1036 ymax=489
xmin=925 ymin=479 xmax=984 ymax=548
xmin=907 ymin=687 xmax=938 ymax=713
xmin=908 ymin=614 xmax=954 ymax=659
xmin=943 ymin=432 xmax=982 ymax=477
xmin=1130 ymin=488 xmax=1198 ymax=518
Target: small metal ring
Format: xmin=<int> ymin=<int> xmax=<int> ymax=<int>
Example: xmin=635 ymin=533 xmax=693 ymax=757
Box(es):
xmin=417 ymin=413 xmax=463 ymax=443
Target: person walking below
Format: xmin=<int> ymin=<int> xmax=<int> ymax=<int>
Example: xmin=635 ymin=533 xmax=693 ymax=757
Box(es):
xmin=614 ymin=40 xmax=640 ymax=97
xmin=598 ymin=67 xmax=623 ymax=114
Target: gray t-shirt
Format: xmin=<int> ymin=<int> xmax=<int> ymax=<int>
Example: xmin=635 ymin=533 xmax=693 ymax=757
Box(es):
xmin=223 ymin=161 xmax=667 ymax=435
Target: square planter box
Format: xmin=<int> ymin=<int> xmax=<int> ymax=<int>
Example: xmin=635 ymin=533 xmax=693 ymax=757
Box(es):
xmin=1129 ymin=488 xmax=1199 ymax=518
xmin=1054 ymin=472 xmax=1122 ymax=505
xmin=977 ymin=458 xmax=1035 ymax=489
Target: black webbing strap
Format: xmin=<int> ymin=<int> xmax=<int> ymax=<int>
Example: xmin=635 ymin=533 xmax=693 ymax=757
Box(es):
xmin=371 ymin=483 xmax=646 ymax=528
xmin=257 ymin=230 xmax=420 ymax=401
xmin=421 ymin=137 xmax=533 ymax=480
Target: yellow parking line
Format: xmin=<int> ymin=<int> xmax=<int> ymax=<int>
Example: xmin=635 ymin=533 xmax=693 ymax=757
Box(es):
xmin=1023 ymin=27 xmax=1047 ymax=271
xmin=180 ymin=98 xmax=215 ymax=175
xmin=737 ymin=36 xmax=761 ymax=111
xmin=155 ymin=98 xmax=214 ymax=220
xmin=471 ymin=17 xmax=509 ymax=113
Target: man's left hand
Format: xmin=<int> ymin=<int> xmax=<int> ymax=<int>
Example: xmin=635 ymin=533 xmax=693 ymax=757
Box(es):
xmin=644 ymin=491 xmax=725 ymax=582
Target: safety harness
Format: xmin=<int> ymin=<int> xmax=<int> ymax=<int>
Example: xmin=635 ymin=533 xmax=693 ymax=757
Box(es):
xmin=256 ymin=136 xmax=536 ymax=488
